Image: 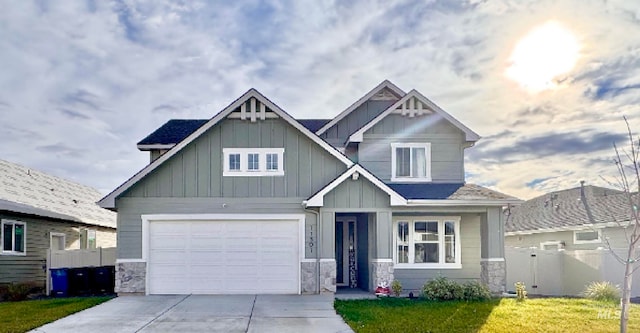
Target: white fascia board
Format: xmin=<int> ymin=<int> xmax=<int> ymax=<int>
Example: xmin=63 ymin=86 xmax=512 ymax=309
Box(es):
xmin=505 ymin=221 xmax=629 ymax=236
xmin=348 ymin=89 xmax=481 ymax=144
xmin=305 ymin=164 xmax=406 ymax=207
xmin=137 ymin=144 xmax=175 ymax=151
xmin=406 ymin=199 xmax=523 ymax=206
xmin=99 ymin=89 xmax=353 ymax=209
xmin=316 ymin=80 xmax=405 ymax=135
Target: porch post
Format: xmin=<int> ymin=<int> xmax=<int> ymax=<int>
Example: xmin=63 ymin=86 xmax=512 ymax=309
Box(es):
xmin=480 ymin=207 xmax=506 ymax=294
xmin=318 ymin=211 xmax=336 ymax=293
xmin=372 ymin=211 xmax=394 ymax=290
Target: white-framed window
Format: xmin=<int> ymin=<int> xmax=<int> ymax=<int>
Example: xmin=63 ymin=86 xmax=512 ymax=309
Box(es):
xmin=80 ymin=229 xmax=97 ymax=249
xmin=574 ymin=229 xmax=601 ymax=244
xmin=391 ymin=143 xmax=431 ymax=182
xmin=266 ymin=153 xmax=278 ymax=171
xmin=228 ymin=153 xmax=241 ymax=171
xmin=50 ymin=232 xmax=66 ymax=251
xmin=223 ymin=148 xmax=285 ymax=176
xmin=1 ymin=219 xmax=26 ymax=255
xmin=394 ymin=216 xmax=461 ymax=268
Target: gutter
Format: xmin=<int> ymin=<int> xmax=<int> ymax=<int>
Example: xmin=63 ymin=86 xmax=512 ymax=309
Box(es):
xmin=406 ymin=199 xmax=523 ymax=206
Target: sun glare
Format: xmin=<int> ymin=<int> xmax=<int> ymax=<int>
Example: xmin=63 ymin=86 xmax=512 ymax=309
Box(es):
xmin=506 ymin=21 xmax=580 ymax=93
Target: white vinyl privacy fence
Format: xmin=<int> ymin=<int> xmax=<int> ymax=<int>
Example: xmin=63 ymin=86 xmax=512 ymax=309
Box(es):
xmin=46 ymin=247 xmax=116 ymax=295
xmin=506 ymin=247 xmax=640 ymax=297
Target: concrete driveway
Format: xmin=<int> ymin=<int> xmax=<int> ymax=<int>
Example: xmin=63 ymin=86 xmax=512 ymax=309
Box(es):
xmin=31 ymin=295 xmax=354 ymax=333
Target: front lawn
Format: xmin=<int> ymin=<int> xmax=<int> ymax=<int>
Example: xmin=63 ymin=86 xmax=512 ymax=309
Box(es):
xmin=335 ymin=297 xmax=640 ymax=333
xmin=0 ymin=296 xmax=113 ymax=333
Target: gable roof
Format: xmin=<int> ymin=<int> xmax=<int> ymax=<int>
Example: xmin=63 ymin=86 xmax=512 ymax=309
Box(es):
xmin=304 ymin=164 xmax=406 ymax=207
xmin=315 ymin=80 xmax=405 ymax=135
xmin=304 ymin=164 xmax=521 ymax=207
xmin=99 ymin=89 xmax=354 ymax=209
xmin=297 ymin=119 xmax=332 ymax=133
xmin=137 ymin=119 xmax=208 ymax=150
xmin=0 ymin=159 xmax=116 ymax=228
xmin=505 ymin=185 xmax=632 ymax=234
xmin=348 ymin=89 xmax=481 ymax=144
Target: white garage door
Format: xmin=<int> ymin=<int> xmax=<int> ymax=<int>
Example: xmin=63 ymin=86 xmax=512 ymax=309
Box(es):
xmin=147 ymin=219 xmax=300 ymax=295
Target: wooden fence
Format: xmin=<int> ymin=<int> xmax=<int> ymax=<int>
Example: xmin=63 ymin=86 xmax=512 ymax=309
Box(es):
xmin=46 ymin=247 xmax=116 ymax=295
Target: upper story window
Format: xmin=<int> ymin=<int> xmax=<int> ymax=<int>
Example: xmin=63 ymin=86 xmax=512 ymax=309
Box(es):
xmin=391 ymin=143 xmax=431 ymax=182
xmin=2 ymin=219 xmax=26 ymax=255
xmin=223 ymin=148 xmax=285 ymax=176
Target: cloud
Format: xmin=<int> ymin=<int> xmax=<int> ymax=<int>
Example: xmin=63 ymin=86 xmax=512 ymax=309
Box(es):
xmin=0 ymin=0 xmax=639 ymax=201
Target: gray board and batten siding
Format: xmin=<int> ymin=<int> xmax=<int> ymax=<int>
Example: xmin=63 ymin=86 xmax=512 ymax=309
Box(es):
xmin=359 ymin=113 xmax=467 ymax=183
xmin=320 ymin=99 xmax=397 ymax=146
xmin=118 ymin=117 xmax=348 ymax=259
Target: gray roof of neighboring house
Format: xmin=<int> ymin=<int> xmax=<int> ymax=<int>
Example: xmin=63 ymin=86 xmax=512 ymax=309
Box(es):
xmin=505 ymin=185 xmax=635 ymax=233
xmin=0 ymin=159 xmax=116 ymax=228
xmin=137 ymin=118 xmax=332 ymax=148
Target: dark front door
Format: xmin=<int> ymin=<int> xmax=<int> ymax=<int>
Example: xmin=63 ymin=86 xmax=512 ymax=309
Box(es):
xmin=335 ymin=217 xmax=357 ymax=287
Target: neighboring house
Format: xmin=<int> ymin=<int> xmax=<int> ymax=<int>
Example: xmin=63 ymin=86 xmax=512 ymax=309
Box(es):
xmin=0 ymin=159 xmax=116 ymax=286
xmin=505 ymin=184 xmax=635 ymax=250
xmin=99 ymin=80 xmax=520 ymax=295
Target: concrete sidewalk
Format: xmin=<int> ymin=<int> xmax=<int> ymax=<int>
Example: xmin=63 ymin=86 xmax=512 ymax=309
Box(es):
xmin=31 ymin=294 xmax=353 ymax=333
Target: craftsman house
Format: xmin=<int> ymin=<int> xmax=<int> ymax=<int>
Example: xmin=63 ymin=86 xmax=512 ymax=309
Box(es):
xmin=99 ymin=80 xmax=520 ymax=295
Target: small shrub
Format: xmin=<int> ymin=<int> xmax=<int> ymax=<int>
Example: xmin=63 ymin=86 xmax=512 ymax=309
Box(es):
xmin=462 ymin=281 xmax=491 ymax=301
xmin=515 ymin=282 xmax=527 ymax=302
xmin=6 ymin=282 xmax=35 ymax=301
xmin=391 ymin=280 xmax=402 ymax=297
xmin=583 ymin=281 xmax=620 ymax=302
xmin=422 ymin=277 xmax=464 ymax=301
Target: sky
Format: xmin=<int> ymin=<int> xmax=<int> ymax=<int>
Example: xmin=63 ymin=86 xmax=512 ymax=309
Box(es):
xmin=1 ymin=0 xmax=639 ymax=201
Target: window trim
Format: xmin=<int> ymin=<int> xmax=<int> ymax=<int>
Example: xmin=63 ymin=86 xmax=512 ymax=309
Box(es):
xmin=540 ymin=240 xmax=564 ymax=250
xmin=393 ymin=216 xmax=461 ymax=269
xmin=390 ymin=143 xmax=431 ymax=182
xmin=50 ymin=232 xmax=66 ymax=251
xmin=573 ymin=229 xmax=601 ymax=244
xmin=1 ymin=219 xmax=27 ymax=256
xmin=223 ymin=148 xmax=285 ymax=176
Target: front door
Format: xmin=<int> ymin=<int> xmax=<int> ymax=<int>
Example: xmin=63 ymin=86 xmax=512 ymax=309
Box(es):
xmin=335 ymin=217 xmax=357 ymax=287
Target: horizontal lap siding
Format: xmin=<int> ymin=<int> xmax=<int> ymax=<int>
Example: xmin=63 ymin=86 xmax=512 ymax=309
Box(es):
xmin=359 ymin=114 xmax=465 ymax=183
xmin=0 ymin=213 xmax=116 ymax=285
xmin=393 ymin=214 xmax=481 ymax=291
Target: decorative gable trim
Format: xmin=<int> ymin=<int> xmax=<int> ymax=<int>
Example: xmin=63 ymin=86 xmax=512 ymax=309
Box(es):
xmin=304 ymin=164 xmax=406 ymax=207
xmin=98 ymin=89 xmax=354 ymax=209
xmin=348 ymin=89 xmax=481 ymax=143
xmin=315 ymin=80 xmax=405 ymax=135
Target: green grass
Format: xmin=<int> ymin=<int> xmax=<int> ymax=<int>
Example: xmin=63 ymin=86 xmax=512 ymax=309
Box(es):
xmin=335 ymin=297 xmax=640 ymax=333
xmin=0 ymin=297 xmax=113 ymax=333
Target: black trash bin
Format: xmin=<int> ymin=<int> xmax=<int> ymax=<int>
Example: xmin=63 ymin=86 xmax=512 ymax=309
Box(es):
xmin=50 ymin=268 xmax=69 ymax=297
xmin=92 ymin=266 xmax=115 ymax=295
xmin=68 ymin=267 xmax=91 ymax=296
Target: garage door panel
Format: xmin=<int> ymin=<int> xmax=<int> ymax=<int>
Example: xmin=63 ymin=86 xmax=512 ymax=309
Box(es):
xmin=148 ymin=219 xmax=299 ymax=295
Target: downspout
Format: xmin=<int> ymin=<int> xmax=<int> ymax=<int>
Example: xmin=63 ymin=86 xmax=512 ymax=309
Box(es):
xmin=304 ymin=205 xmax=321 ymax=294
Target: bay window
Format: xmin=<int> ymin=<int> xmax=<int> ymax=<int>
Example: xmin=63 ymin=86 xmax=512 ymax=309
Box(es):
xmin=394 ymin=217 xmax=461 ymax=268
